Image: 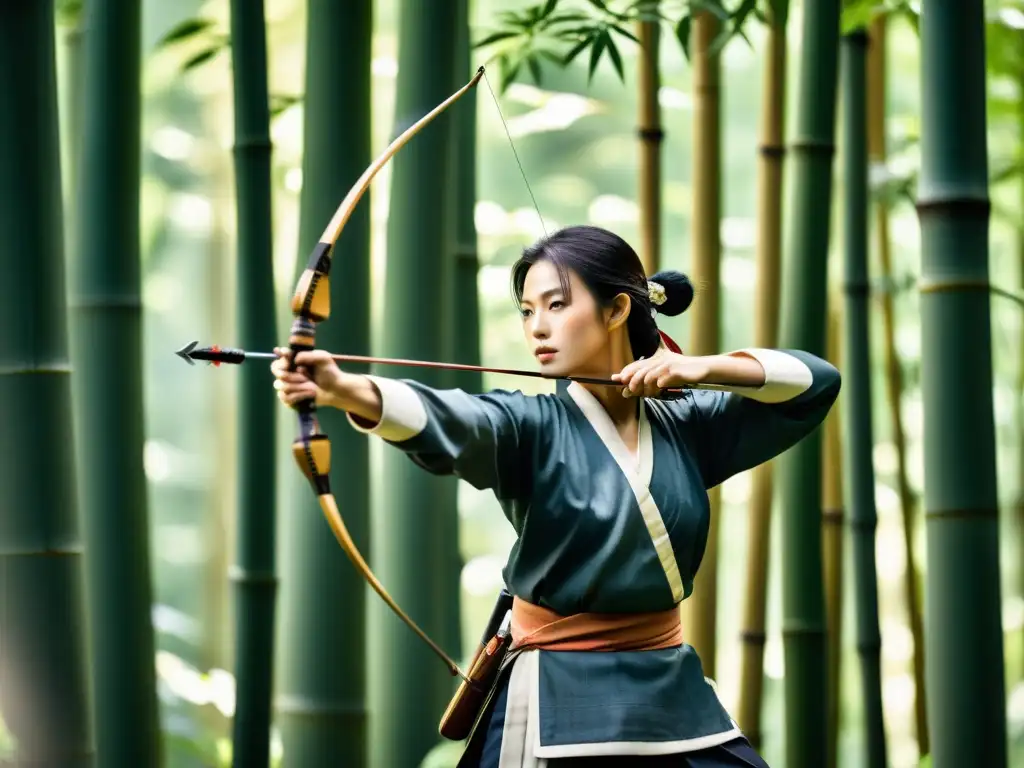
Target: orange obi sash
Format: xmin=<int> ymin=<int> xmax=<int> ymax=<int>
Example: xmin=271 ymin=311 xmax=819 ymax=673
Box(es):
xmin=510 ymin=596 xmax=682 ymax=652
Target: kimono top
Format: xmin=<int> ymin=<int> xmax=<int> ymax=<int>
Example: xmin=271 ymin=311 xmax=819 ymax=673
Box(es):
xmin=347 ymin=347 xmax=841 ymax=759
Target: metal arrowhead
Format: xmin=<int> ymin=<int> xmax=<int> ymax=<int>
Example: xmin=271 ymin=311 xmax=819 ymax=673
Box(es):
xmin=175 ymin=340 xmax=198 ymax=366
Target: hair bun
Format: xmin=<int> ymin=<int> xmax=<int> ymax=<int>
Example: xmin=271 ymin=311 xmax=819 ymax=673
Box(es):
xmin=648 ymin=270 xmax=694 ymax=317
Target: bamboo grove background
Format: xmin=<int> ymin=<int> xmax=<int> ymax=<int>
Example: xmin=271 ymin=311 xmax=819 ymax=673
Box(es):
xmin=2 ymin=0 xmax=1024 ymax=766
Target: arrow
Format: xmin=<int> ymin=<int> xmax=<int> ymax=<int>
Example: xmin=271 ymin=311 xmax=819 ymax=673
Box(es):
xmin=175 ymin=340 xmax=691 ymax=395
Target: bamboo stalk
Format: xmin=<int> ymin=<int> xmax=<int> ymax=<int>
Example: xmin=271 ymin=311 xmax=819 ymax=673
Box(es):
xmin=776 ymin=0 xmax=841 ymax=763
xmin=637 ymin=5 xmax=662 ymax=275
xmin=275 ymin=1 xmax=372 ymax=764
xmin=683 ymin=9 xmax=723 ymax=678
xmin=437 ymin=0 xmax=477 ymax=672
xmin=0 ymin=2 xmax=95 ymax=763
xmin=370 ymin=1 xmax=461 ymax=764
xmin=735 ymin=5 xmax=787 ymax=747
xmin=841 ymin=28 xmax=888 ymax=767
xmin=71 ymin=0 xmax=161 ymax=761
xmin=822 ymin=300 xmax=844 ymax=768
xmin=227 ymin=1 xmax=277 ymax=764
xmin=1018 ymin=73 xmax=1024 ymax=686
xmin=867 ymin=15 xmax=929 ymax=755
xmin=916 ymin=1 xmax=1007 ymax=763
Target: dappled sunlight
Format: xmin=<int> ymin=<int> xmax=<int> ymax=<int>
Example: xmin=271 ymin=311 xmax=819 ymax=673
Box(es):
xmin=506 ymin=91 xmax=603 ymax=138
xmin=156 ymin=650 xmax=235 ymax=718
xmin=461 ymin=555 xmax=509 ymax=598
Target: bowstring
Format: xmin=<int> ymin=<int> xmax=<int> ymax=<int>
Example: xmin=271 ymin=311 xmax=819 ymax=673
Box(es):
xmin=480 ymin=68 xmax=548 ymax=237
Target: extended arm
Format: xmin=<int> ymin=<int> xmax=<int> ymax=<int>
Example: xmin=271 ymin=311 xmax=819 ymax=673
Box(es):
xmin=638 ymin=348 xmax=840 ymax=488
xmin=272 ymin=348 xmax=538 ymax=497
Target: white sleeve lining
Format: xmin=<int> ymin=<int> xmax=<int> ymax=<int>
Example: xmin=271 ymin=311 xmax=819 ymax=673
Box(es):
xmin=345 ymin=375 xmax=428 ymax=442
xmin=694 ymin=348 xmax=814 ymax=404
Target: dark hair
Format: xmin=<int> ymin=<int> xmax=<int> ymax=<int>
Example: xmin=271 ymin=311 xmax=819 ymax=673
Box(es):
xmin=510 ymin=225 xmax=693 ymax=359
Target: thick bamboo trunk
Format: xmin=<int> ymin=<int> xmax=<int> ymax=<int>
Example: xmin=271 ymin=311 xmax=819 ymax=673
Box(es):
xmin=71 ymin=0 xmax=161 ymax=763
xmin=735 ymin=9 xmax=787 ymax=747
xmin=275 ymin=2 xmax=372 ymax=764
xmin=776 ymin=0 xmax=841 ymax=764
xmin=1018 ymin=76 xmax=1024 ymax=684
xmin=61 ymin=14 xmax=85 ymax=232
xmin=916 ymin=1 xmax=1007 ymax=764
xmin=0 ymin=2 xmax=95 ymax=763
xmin=683 ymin=10 xmax=722 ymax=677
xmin=438 ymin=0 xmax=477 ymax=666
xmin=841 ymin=29 xmax=888 ymax=768
xmin=227 ymin=1 xmax=278 ymax=764
xmin=867 ymin=15 xmax=929 ymax=754
xmin=637 ymin=7 xmax=661 ymax=275
xmin=821 ymin=302 xmax=844 ymax=768
xmin=370 ymin=2 xmax=460 ymax=764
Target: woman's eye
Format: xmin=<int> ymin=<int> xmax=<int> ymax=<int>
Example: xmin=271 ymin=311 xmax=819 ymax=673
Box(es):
xmin=520 ymin=308 xmax=533 ymax=318
xmin=549 ymin=300 xmax=564 ymax=310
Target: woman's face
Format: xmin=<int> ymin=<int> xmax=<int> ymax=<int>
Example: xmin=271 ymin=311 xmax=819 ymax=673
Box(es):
xmin=519 ymin=260 xmax=622 ymax=377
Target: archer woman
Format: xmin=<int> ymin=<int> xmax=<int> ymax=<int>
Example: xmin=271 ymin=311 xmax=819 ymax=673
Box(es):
xmin=271 ymin=225 xmax=840 ymax=767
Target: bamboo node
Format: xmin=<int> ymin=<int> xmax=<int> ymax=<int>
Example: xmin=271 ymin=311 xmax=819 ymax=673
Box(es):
xmin=924 ymin=506 xmax=998 ymax=520
xmin=637 ymin=127 xmax=665 ymax=142
xmin=739 ymin=630 xmax=767 ymax=644
xmin=227 ymin=565 xmax=279 ymax=586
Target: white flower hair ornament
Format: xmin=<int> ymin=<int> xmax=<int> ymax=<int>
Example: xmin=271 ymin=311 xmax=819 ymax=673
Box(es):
xmin=645 ymin=271 xmax=695 ymax=320
xmin=647 ymin=280 xmax=667 ymax=309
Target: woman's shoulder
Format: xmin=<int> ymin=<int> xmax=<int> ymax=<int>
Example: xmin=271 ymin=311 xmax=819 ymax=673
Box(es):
xmin=469 ymin=386 xmax=569 ymax=420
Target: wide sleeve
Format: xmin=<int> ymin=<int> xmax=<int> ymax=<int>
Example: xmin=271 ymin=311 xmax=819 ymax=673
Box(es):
xmin=675 ymin=349 xmax=841 ymax=489
xmin=345 ymin=375 xmax=538 ymax=500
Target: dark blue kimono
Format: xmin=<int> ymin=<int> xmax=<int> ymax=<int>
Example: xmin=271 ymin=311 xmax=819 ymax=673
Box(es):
xmin=347 ymin=348 xmax=840 ymax=766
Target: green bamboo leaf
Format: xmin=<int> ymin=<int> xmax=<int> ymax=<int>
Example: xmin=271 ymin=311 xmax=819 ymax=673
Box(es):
xmin=769 ymin=0 xmax=791 ymax=27
xmin=474 ymin=30 xmax=523 ymax=48
xmin=526 ymin=54 xmax=544 ymax=85
xmin=500 ymin=54 xmax=523 ymax=91
xmin=563 ymin=32 xmax=596 ymax=65
xmin=548 ymin=12 xmax=596 ymax=25
xmin=893 ymin=0 xmax=919 ymax=33
xmin=990 ymin=160 xmax=1024 ymax=185
xmin=691 ymin=0 xmax=731 ymax=22
xmin=707 ymin=22 xmax=736 ymax=57
xmin=587 ymin=28 xmax=609 ymax=82
xmin=157 ymin=17 xmax=216 ymax=48
xmin=609 ymin=23 xmax=642 ymax=44
xmin=269 ymin=93 xmax=302 ymax=117
xmin=554 ymin=24 xmax=605 ymax=40
xmin=182 ymin=45 xmax=222 ymax=71
xmin=675 ymin=15 xmax=692 ymax=60
xmin=730 ymin=0 xmax=759 ymax=33
xmin=605 ymin=32 xmax=626 ymax=81
xmin=587 ymin=0 xmax=632 ymax=22
xmin=541 ymin=0 xmax=560 ymax=18
xmin=498 ymin=10 xmax=534 ymax=30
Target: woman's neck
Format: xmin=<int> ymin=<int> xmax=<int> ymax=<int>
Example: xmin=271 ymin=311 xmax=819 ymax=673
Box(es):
xmin=578 ymin=334 xmax=637 ymax=424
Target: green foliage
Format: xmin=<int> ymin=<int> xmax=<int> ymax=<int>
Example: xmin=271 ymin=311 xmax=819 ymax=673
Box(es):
xmin=153 ymin=16 xmax=300 ymax=117
xmin=840 ymin=0 xmax=919 ymax=34
xmin=155 ymin=17 xmax=229 ymax=72
xmin=474 ymin=0 xmax=776 ymax=94
xmin=55 ymin=0 xmax=84 ymax=27
xmin=986 ymin=3 xmax=1024 ymax=126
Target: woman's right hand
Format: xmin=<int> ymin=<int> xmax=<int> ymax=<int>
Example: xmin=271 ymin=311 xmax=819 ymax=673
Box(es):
xmin=271 ymin=347 xmax=348 ymax=409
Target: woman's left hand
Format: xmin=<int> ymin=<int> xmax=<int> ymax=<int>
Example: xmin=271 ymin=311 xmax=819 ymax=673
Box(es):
xmin=612 ymin=350 xmax=712 ymax=398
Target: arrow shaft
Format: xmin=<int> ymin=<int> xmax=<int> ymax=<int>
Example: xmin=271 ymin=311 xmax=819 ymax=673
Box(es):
xmin=181 ymin=342 xmax=691 ymax=393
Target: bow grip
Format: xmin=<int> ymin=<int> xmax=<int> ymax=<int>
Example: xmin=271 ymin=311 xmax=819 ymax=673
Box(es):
xmin=289 ymin=315 xmax=332 ymax=496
